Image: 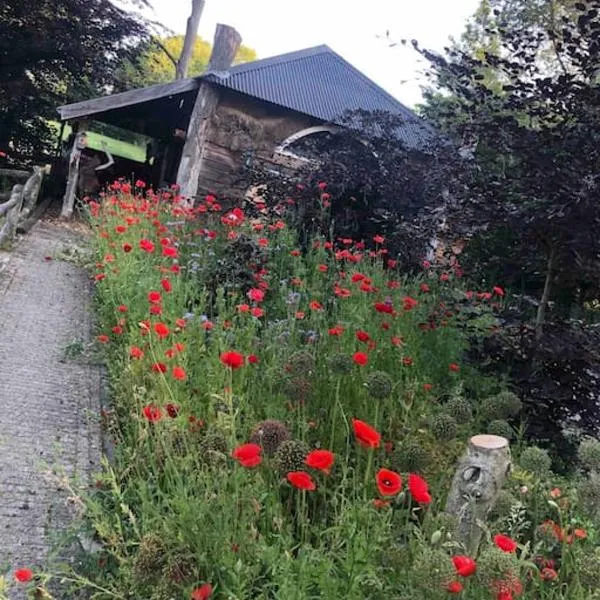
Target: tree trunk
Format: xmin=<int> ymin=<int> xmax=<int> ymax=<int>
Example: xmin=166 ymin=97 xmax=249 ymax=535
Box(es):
xmin=535 ymin=250 xmax=555 ymax=341
xmin=445 ymin=434 xmax=511 ymax=556
xmin=176 ymin=24 xmax=242 ymax=201
xmin=176 ymin=0 xmax=206 ymax=80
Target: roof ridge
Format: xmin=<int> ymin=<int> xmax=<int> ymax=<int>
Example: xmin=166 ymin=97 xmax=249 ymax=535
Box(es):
xmin=222 ymin=44 xmax=332 ymax=77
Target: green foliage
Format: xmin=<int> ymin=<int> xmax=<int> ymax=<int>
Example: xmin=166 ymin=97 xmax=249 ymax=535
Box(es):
xmin=115 ymin=35 xmax=257 ymax=90
xmin=519 ymin=446 xmax=552 ymax=477
xmin=0 ymin=0 xmax=150 ymax=160
xmin=578 ymin=437 xmax=600 ymax=472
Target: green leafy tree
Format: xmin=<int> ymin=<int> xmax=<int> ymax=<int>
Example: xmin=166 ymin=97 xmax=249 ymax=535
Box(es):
xmin=115 ymin=35 xmax=257 ymax=90
xmin=0 ymin=0 xmax=151 ymax=161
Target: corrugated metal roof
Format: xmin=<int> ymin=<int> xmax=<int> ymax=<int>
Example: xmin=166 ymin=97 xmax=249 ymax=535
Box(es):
xmin=204 ymin=45 xmax=433 ymax=147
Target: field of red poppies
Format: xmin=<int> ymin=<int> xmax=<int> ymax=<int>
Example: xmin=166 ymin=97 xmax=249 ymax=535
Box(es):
xmin=20 ymin=183 xmax=600 ymax=599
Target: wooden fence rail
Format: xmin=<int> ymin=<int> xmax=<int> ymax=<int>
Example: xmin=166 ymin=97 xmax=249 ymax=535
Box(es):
xmin=0 ymin=167 xmax=44 ymax=248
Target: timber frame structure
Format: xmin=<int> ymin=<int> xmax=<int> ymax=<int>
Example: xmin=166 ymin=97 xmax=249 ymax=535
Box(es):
xmin=57 ymin=24 xmax=432 ymax=205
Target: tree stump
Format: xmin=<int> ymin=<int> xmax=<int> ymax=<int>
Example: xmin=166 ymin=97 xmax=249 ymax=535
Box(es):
xmin=445 ymin=434 xmax=511 ymax=555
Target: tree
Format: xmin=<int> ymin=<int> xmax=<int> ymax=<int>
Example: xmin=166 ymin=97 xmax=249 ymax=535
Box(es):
xmin=115 ymin=35 xmax=257 ymax=90
xmin=416 ymin=0 xmax=600 ymax=449
xmin=176 ymin=0 xmax=205 ymax=80
xmin=0 ymin=0 xmax=151 ymax=162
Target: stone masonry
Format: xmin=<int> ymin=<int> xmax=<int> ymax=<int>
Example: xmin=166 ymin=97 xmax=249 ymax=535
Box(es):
xmin=0 ymin=221 xmax=101 ymax=599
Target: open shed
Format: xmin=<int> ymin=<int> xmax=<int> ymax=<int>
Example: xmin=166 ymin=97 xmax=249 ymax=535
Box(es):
xmin=57 ymin=29 xmax=432 ymax=207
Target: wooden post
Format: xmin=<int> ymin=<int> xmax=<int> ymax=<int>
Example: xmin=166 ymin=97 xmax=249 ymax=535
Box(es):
xmin=176 ymin=24 xmax=242 ymax=202
xmin=445 ymin=434 xmax=511 ymax=555
xmin=176 ymin=0 xmax=206 ymax=80
xmin=0 ymin=184 xmax=25 ymax=248
xmin=60 ymin=122 xmax=88 ymax=219
xmin=19 ymin=166 xmax=44 ymax=222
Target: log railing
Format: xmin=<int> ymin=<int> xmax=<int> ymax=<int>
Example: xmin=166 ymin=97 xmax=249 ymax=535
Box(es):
xmin=0 ymin=167 xmax=44 ymax=248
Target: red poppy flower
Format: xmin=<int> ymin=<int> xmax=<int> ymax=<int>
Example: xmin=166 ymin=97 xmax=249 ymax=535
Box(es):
xmin=220 ymin=351 xmax=244 ymax=369
xmin=97 ymin=334 xmax=109 ymax=344
xmin=118 ymin=304 xmax=128 ymax=312
xmin=403 ymin=296 xmax=418 ymax=311
xmin=162 ymin=246 xmax=178 ymax=258
xmin=232 ymin=443 xmax=261 ymax=467
xmin=154 ymin=322 xmax=170 ymax=339
xmin=148 ymin=291 xmax=161 ymax=304
xmin=420 ymin=282 xmax=430 ymax=293
xmin=540 ymin=567 xmax=557 ymax=581
xmin=309 ymin=300 xmax=323 ymax=310
xmin=356 ymin=330 xmax=370 ymax=342
xmin=305 ymin=449 xmax=335 ymax=474
xmin=247 ymin=288 xmax=265 ymax=302
xmin=494 ymin=534 xmax=517 ymax=553
xmin=165 ymin=403 xmax=180 ymax=418
xmin=287 ymin=471 xmax=317 ymax=491
xmin=573 ymin=528 xmax=587 ymax=539
xmin=376 ymin=468 xmax=402 ymax=496
xmin=14 ymin=568 xmax=33 ymax=583
xmin=374 ymin=301 xmax=393 ymax=314
xmin=247 ymin=354 xmax=259 ymax=364
xmin=423 ymin=383 xmax=433 ymax=392
xmin=447 ymin=581 xmax=463 ymax=593
xmin=352 ymin=418 xmax=381 ymax=448
xmin=191 ymin=583 xmax=213 ymax=600
xmin=129 ymin=346 xmax=144 ymax=359
xmin=373 ymin=234 xmax=385 ymax=244
xmin=449 ymin=363 xmax=460 ymax=372
xmin=152 ymin=362 xmax=167 ymax=373
xmin=452 ymin=555 xmax=477 ymax=577
xmin=161 ymin=278 xmax=172 ymax=292
xmin=353 ymin=351 xmax=368 ymax=366
xmin=493 ymin=286 xmax=505 ymax=297
xmin=318 ymin=264 xmax=328 ymax=272
xmin=250 ymin=307 xmax=264 ymax=318
xmin=139 ymin=239 xmax=155 ymax=252
xmin=408 ymin=473 xmax=432 ymax=504
xmin=142 ymin=404 xmax=162 ymax=423
xmin=172 ymin=366 xmax=187 ymax=380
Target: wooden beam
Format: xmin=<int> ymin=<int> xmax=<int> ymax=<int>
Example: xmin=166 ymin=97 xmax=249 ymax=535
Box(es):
xmin=57 ymin=78 xmax=200 ymax=122
xmin=176 ymin=24 xmax=242 ymax=201
xmin=0 ymin=184 xmax=25 ymax=248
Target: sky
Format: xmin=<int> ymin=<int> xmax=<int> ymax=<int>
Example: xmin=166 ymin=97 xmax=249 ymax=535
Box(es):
xmin=146 ymin=0 xmax=480 ymax=108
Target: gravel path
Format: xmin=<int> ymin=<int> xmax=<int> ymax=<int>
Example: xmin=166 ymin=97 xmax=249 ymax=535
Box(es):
xmin=0 ymin=221 xmax=101 ymax=599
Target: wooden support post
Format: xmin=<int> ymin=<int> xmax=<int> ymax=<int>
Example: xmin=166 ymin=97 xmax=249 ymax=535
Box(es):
xmin=176 ymin=24 xmax=242 ymax=202
xmin=445 ymin=434 xmax=511 ymax=555
xmin=0 ymin=184 xmax=25 ymax=248
xmin=60 ymin=121 xmax=88 ymax=219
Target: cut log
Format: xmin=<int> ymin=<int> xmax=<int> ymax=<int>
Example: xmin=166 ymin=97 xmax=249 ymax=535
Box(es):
xmin=0 ymin=184 xmax=25 ymax=248
xmin=176 ymin=24 xmax=242 ymax=202
xmin=445 ymin=434 xmax=511 ymax=555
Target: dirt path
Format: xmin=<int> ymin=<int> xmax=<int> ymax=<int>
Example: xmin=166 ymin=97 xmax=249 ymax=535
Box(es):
xmin=0 ymin=221 xmax=101 ymax=598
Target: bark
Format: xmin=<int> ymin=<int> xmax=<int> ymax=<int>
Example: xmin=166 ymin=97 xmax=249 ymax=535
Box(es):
xmin=445 ymin=434 xmax=511 ymax=555
xmin=535 ymin=250 xmax=555 ymax=341
xmin=176 ymin=0 xmax=206 ymax=80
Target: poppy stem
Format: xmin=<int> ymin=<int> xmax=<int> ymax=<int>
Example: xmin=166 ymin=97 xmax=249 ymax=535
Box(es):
xmin=363 ymin=403 xmax=380 ymax=498
xmin=329 ymin=378 xmax=341 ymax=450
